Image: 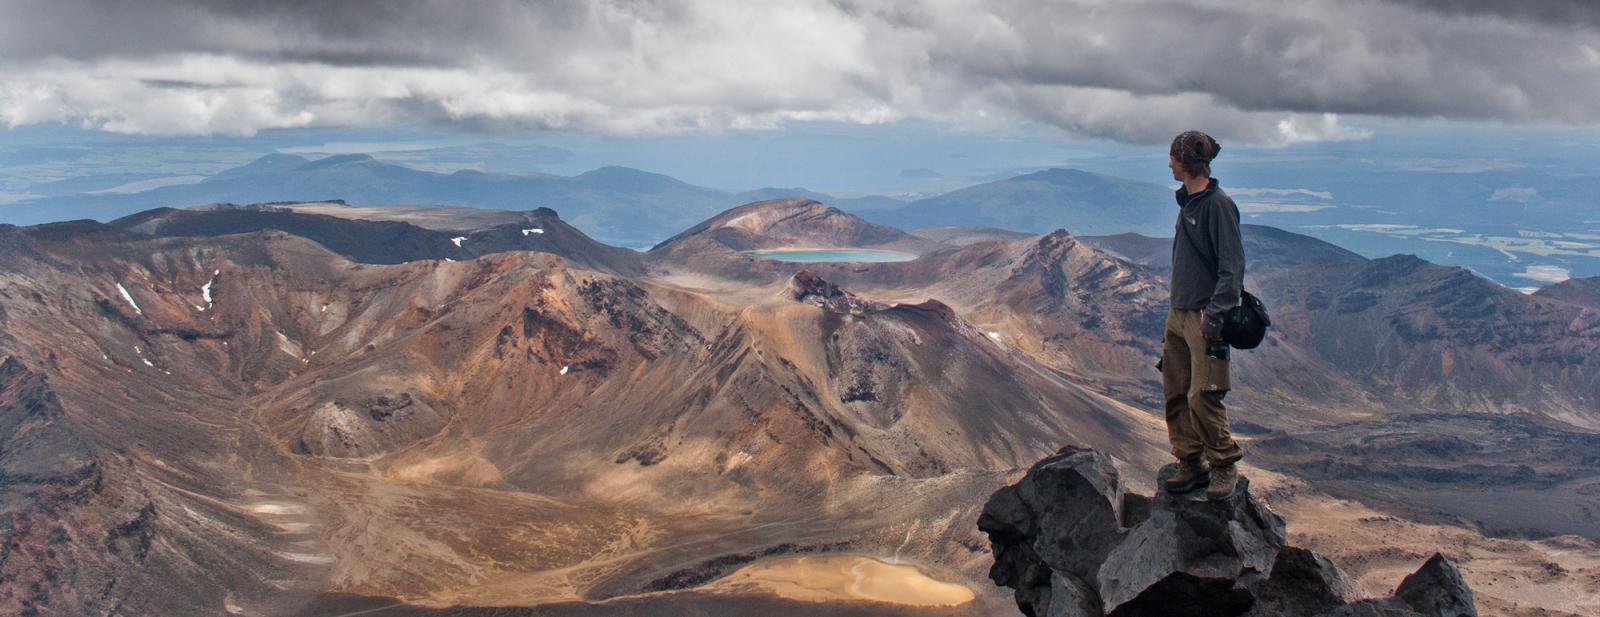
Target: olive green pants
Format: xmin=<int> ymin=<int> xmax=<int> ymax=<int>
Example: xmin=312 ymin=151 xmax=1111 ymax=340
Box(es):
xmin=1161 ymin=308 xmax=1243 ymax=465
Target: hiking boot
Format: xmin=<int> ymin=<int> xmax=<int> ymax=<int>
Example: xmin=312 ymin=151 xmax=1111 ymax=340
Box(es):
xmin=1164 ymin=458 xmax=1210 ymax=493
xmin=1206 ymin=463 xmax=1239 ymax=500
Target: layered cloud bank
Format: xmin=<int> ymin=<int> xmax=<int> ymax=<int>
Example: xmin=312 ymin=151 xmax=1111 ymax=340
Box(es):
xmin=1 ymin=0 xmax=1596 ymax=144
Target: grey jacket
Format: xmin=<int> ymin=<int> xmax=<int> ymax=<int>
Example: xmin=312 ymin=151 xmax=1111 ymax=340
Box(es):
xmin=1169 ymin=177 xmax=1245 ymax=337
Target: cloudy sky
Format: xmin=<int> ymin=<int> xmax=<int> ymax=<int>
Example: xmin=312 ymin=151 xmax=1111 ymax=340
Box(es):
xmin=2 ymin=0 xmax=1597 ymax=145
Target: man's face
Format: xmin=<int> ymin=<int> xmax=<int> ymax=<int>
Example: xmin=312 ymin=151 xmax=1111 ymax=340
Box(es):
xmin=1168 ymin=154 xmax=1186 ymax=182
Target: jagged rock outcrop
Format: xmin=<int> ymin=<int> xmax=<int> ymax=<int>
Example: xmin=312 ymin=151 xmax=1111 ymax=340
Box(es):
xmin=979 ymin=446 xmax=1478 ymax=617
xmin=786 ymin=269 xmax=880 ymax=314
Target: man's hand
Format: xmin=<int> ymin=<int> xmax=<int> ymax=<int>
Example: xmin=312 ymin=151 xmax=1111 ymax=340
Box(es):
xmin=1200 ymin=311 xmax=1224 ymax=343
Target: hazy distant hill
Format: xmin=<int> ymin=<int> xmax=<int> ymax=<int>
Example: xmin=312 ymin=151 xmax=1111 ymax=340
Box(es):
xmin=3 ymin=155 xmax=924 ymax=250
xmin=1534 ymin=275 xmax=1600 ymax=309
xmin=648 ymin=198 xmax=949 ymax=281
xmin=860 ymin=168 xmax=1174 ymax=237
xmin=2 ymin=159 xmax=1191 ymax=254
xmin=726 ymin=188 xmax=906 ymax=213
xmin=1 ymin=154 xmax=731 ymax=248
xmin=112 ymin=201 xmax=646 ymax=275
xmin=908 ymin=225 xmax=1035 ymax=246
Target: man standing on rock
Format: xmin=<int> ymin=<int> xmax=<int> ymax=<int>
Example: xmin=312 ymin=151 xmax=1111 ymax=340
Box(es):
xmin=1160 ymin=130 xmax=1246 ymax=499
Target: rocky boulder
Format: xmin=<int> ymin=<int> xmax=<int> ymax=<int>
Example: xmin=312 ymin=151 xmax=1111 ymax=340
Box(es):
xmin=1321 ymin=553 xmax=1478 ymax=617
xmin=979 ymin=446 xmax=1478 ymax=617
xmin=1393 ymin=554 xmax=1477 ymax=616
xmin=978 ymin=446 xmax=1125 ymax=615
xmin=786 ymin=269 xmax=879 ymax=314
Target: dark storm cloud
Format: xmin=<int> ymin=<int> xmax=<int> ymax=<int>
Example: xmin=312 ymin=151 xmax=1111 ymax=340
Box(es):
xmin=1385 ymin=0 xmax=1600 ymax=30
xmin=0 ymin=0 xmax=1595 ymax=144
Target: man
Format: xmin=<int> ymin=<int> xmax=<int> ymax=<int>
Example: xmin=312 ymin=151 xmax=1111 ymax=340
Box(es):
xmin=1161 ymin=130 xmax=1245 ymax=500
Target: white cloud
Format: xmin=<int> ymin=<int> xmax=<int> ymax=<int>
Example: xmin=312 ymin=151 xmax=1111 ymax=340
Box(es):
xmin=1513 ymin=265 xmax=1571 ymax=283
xmin=1237 ymin=202 xmax=1333 ymax=213
xmin=1335 ymin=224 xmax=1466 ymax=235
xmin=1276 ymin=114 xmax=1374 ymax=145
xmin=1393 ymin=158 xmax=1525 ymax=173
xmin=1 ymin=0 xmax=1597 ymax=143
xmin=1232 ymin=187 xmax=1334 ymax=200
xmin=89 ymin=175 xmax=207 ymax=194
xmin=1005 ymin=85 xmax=1373 ymax=146
xmin=0 ymin=191 xmax=42 ymax=204
xmin=1489 ymin=187 xmax=1539 ymax=203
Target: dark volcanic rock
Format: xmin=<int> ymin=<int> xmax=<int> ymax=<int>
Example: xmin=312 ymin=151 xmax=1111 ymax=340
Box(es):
xmin=985 ymin=447 xmax=1124 ymax=581
xmin=978 ymin=446 xmax=1122 ymax=616
xmin=1317 ymin=601 xmax=1426 ymax=617
xmin=1393 ymin=554 xmax=1477 ymax=617
xmin=1308 ymin=554 xmax=1476 ymax=616
xmin=1096 ymin=464 xmax=1285 ymax=616
xmin=1019 ymin=449 xmax=1124 ymax=582
xmin=1045 ymin=572 xmax=1100 ymax=617
xmin=787 ymin=270 xmax=877 ymax=314
xmin=980 ymin=447 xmax=1478 ymax=617
xmin=1245 ymin=547 xmax=1357 ymax=617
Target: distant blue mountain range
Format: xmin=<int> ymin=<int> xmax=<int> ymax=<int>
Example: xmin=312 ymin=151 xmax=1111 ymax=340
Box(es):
xmin=1 ymin=154 xmax=1178 ymax=247
xmin=859 ymin=168 xmax=1174 ymax=237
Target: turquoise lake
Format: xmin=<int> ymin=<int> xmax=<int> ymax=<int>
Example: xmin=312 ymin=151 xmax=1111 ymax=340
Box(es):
xmin=746 ymin=249 xmax=918 ymax=263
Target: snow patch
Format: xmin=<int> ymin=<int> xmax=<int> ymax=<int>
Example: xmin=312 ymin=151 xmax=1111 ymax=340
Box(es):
xmin=276 ymin=332 xmax=304 ymax=357
xmin=560 ymin=365 xmax=570 ymax=375
xmin=200 ymin=273 xmax=216 ymax=309
xmin=142 ymin=359 xmax=154 ymax=367
xmin=522 ymin=228 xmax=545 ymax=236
xmin=249 ymin=503 xmax=305 ymax=515
xmin=987 ymin=331 xmax=1001 ymax=340
xmin=450 ymin=236 xmax=466 ymax=247
xmin=278 ymin=551 xmax=334 ymax=564
xmin=116 ymin=283 xmax=142 ymax=314
xmin=720 ymin=212 xmax=755 ymax=229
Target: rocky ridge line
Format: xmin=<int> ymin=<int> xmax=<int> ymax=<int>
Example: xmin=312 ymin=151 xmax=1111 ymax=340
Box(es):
xmin=978 ymin=446 xmax=1478 ymax=617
